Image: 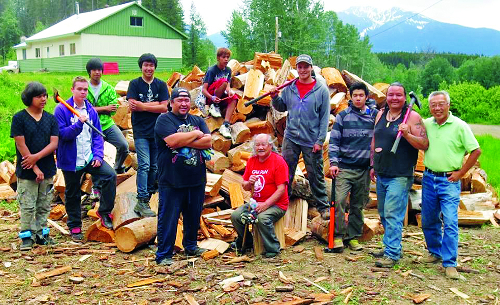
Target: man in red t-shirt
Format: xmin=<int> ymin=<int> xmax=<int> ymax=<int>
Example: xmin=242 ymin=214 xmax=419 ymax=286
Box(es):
xmin=230 ymin=134 xmax=289 ymax=258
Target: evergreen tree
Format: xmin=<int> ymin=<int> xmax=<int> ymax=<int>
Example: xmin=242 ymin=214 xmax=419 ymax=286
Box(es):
xmin=0 ymin=3 xmax=20 ymax=62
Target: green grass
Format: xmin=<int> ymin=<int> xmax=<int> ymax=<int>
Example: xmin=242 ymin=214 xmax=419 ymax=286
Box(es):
xmin=0 ymin=199 xmax=18 ymax=212
xmin=476 ymin=135 xmax=500 ymax=194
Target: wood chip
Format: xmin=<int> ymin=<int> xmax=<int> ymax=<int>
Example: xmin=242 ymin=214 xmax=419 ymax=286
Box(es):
xmin=450 ymin=288 xmax=469 ymax=299
xmin=34 ymin=265 xmax=72 ymax=280
xmin=278 ymin=271 xmax=292 ymax=284
xmin=127 ymin=278 xmax=167 ymax=288
xmin=314 ymin=246 xmax=324 ymax=261
xmin=69 ymin=276 xmax=84 ymax=284
xmin=276 ymin=285 xmax=294 ymax=292
xmin=303 ymin=277 xmax=329 ymax=294
xmin=183 ymin=293 xmax=199 ymax=305
xmin=413 ymin=293 xmax=431 ymax=304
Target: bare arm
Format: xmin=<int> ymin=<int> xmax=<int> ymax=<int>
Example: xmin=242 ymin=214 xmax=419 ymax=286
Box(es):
xmin=400 ymin=111 xmax=429 ymax=150
xmin=164 ymin=130 xmax=204 ymax=149
xmin=15 ymin=136 xmax=58 ymax=169
xmin=370 ymin=111 xmax=383 ymax=182
xmin=187 ymin=134 xmax=212 ymax=149
xmin=94 ymin=105 xmax=118 ymax=114
xmin=448 ymin=148 xmax=481 ymax=182
xmin=255 ymin=183 xmax=286 ymax=214
xmin=129 ymin=98 xmax=169 ymax=113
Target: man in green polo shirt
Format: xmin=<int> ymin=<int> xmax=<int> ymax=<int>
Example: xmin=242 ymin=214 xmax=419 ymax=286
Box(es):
xmin=420 ymin=90 xmax=481 ymax=279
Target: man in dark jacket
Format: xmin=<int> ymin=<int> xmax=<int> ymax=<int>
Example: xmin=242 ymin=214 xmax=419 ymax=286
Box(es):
xmin=271 ymin=54 xmax=330 ymax=219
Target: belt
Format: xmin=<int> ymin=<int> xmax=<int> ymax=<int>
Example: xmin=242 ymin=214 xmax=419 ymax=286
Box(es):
xmin=425 ymin=168 xmax=451 ymax=177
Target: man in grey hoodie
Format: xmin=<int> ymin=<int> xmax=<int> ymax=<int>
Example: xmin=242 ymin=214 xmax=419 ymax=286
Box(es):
xmin=271 ymin=54 xmax=330 ymax=219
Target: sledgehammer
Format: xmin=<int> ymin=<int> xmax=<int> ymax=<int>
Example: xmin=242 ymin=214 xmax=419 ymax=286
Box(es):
xmin=53 ymin=89 xmax=106 ymax=139
xmin=390 ymin=91 xmax=421 ymax=154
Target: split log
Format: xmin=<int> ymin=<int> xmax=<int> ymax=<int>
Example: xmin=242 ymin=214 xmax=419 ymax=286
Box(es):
xmin=373 ymin=83 xmax=389 ymax=95
xmin=115 ymin=217 xmax=157 ymax=253
xmin=117 ymin=168 xmax=136 ymax=186
xmin=415 ymin=150 xmax=425 ymax=172
xmin=330 ymin=92 xmax=346 ymax=112
xmin=211 ymin=132 xmax=232 ymax=155
xmin=265 ymin=68 xmax=277 ymax=85
xmin=178 ymin=80 xmax=202 ymax=91
xmin=167 ymin=72 xmax=183 ymax=88
xmin=204 ymin=117 xmax=225 ymax=133
xmin=243 ymin=69 xmax=265 ymax=99
xmin=182 ymin=65 xmax=203 ymax=83
xmin=237 ymin=97 xmax=253 ymax=115
xmin=253 ymin=52 xmax=283 ymax=71
xmin=209 ymin=223 xmax=233 ymax=238
xmin=0 ymin=161 xmax=14 ymax=185
xmin=253 ymin=217 xmax=285 ymax=255
xmin=80 ymin=174 xmax=93 ymax=194
xmin=231 ymin=73 xmax=247 ymax=89
xmin=54 ymin=169 xmax=65 ymax=195
xmin=199 ymin=217 xmax=211 ymax=238
xmin=228 ymin=141 xmax=253 ymax=165
xmin=201 ymin=249 xmax=219 ymax=260
xmin=283 ymin=198 xmax=308 ymax=232
xmin=112 ymin=104 xmax=132 ymax=130
xmin=359 ymin=218 xmax=384 ymax=242
xmin=227 ymin=59 xmax=241 ymax=77
xmin=274 ymin=59 xmax=292 ymax=86
xmin=111 ymin=192 xmax=141 ymax=230
xmin=270 ymin=106 xmax=287 ymax=138
xmin=341 ymin=70 xmax=386 ymax=107
xmin=47 ymin=219 xmax=69 ymax=235
xmin=229 ymin=183 xmax=244 ymax=208
xmin=0 ymin=184 xmax=16 ymax=200
xmin=284 ymin=227 xmax=306 ymax=247
xmin=205 ymin=173 xmax=223 ymax=197
xmin=115 ymin=81 xmax=130 ymax=96
xmin=49 ymin=204 xmax=66 ymax=221
xmin=221 ymin=170 xmax=252 ymax=202
xmin=245 ymin=120 xmax=274 ymax=136
xmin=230 ymin=122 xmax=251 ymax=145
xmin=321 ymin=67 xmax=348 ymax=93
xmin=123 ymin=152 xmax=138 ymax=170
xmin=204 ymin=195 xmax=224 ymax=207
xmin=122 ymin=130 xmax=135 ymax=152
xmin=197 ymin=238 xmax=230 ymax=253
xmin=334 ymin=99 xmax=349 ymax=116
xmin=230 ymin=112 xmax=247 ymax=124
xmin=471 ymin=169 xmax=487 ymax=193
xmin=85 ymin=219 xmax=115 ymax=243
xmin=174 ymin=220 xmax=183 ymax=251
xmin=206 ymin=151 xmax=230 ymax=174
xmin=116 ymin=174 xmax=137 ymax=194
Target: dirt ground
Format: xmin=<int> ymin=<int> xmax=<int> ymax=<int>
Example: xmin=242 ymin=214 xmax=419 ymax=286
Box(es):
xmin=1 ymin=209 xmax=499 ymax=305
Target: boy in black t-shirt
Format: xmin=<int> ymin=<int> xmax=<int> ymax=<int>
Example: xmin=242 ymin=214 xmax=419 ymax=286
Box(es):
xmin=154 ymin=88 xmax=211 ymax=266
xmin=127 ymin=53 xmax=169 ymax=217
xmin=201 ymin=48 xmax=238 ymax=139
xmin=11 ymin=82 xmax=59 ymax=250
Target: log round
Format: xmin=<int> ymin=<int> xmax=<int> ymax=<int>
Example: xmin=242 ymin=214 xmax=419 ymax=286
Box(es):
xmin=112 ymin=192 xmax=142 ymax=230
xmin=115 ymin=217 xmax=158 ymax=253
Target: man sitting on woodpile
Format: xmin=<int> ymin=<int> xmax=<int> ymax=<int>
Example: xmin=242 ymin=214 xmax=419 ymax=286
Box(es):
xmin=154 ymin=88 xmax=212 ymax=266
xmin=271 ymin=54 xmax=331 ymax=220
xmin=329 ymin=82 xmax=378 ymax=252
xmin=200 ymin=47 xmax=238 ymax=139
xmin=54 ymin=76 xmax=116 ymax=241
xmin=230 ymin=134 xmax=289 ymax=258
xmin=419 ymin=90 xmax=481 ymax=279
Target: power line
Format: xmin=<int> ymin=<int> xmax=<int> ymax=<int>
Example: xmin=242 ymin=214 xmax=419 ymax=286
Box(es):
xmin=369 ymin=0 xmax=445 ymax=39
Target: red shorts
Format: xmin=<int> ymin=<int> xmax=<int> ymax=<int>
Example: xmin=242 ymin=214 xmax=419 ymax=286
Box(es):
xmin=206 ymin=79 xmax=237 ymax=106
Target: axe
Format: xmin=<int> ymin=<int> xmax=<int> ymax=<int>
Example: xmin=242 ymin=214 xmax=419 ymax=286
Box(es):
xmin=53 ymin=89 xmax=106 ymax=139
xmin=324 ymin=177 xmax=340 ymax=253
xmin=390 ymin=91 xmax=421 ymax=154
xmin=244 ymin=78 xmax=298 ymax=107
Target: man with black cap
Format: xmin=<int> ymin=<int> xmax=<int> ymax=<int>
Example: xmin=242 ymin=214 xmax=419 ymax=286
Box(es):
xmin=127 ymin=53 xmax=169 ymax=218
xmin=154 ymin=87 xmax=212 ymax=266
xmin=86 ymin=58 xmax=130 ymax=200
xmin=271 ymin=54 xmax=331 ymax=220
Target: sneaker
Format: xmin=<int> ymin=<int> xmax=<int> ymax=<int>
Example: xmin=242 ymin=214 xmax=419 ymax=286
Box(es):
xmin=327 ymin=238 xmax=344 ymax=253
xmin=418 ymin=253 xmax=442 ymax=264
xmin=348 ymin=239 xmax=363 ymax=251
xmin=375 ymin=256 xmax=397 ymax=268
xmin=90 ymin=188 xmax=100 ymax=202
xmin=209 ymin=104 xmax=222 ymax=118
xmin=134 ymin=198 xmax=156 ymax=218
xmin=319 ymin=208 xmax=330 ymax=220
xmin=445 ymin=267 xmax=460 ymax=279
xmin=369 ymin=249 xmax=385 ymax=258
xmin=184 ymin=247 xmax=208 ymax=257
xmin=158 ymin=257 xmax=174 ymax=266
xmin=35 ymin=229 xmax=57 ymax=246
xmin=70 ymin=227 xmax=84 ymax=241
xmin=230 ymin=241 xmax=253 ymax=254
xmin=219 ymin=124 xmax=231 ymax=139
xmin=96 ymin=211 xmax=114 ymax=230
xmin=20 ymin=238 xmax=34 ymax=251
xmin=194 ymin=92 xmax=208 ymax=116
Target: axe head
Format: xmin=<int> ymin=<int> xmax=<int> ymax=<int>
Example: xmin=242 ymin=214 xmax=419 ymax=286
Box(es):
xmin=53 ymin=88 xmax=61 ymax=103
xmin=409 ymin=91 xmax=422 ymax=109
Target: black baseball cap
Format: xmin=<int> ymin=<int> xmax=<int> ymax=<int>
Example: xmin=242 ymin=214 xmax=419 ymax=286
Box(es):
xmin=170 ymin=87 xmax=190 ymax=100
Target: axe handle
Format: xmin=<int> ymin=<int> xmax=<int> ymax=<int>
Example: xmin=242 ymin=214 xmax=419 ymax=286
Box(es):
xmin=243 ymin=78 xmax=297 ymax=107
xmin=327 ymin=177 xmax=336 ymax=250
xmin=390 ymin=104 xmax=414 ymax=154
xmin=56 ymin=95 xmax=106 ymax=139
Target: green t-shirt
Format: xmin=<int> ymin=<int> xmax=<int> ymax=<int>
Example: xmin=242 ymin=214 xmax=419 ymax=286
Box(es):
xmin=87 ymin=79 xmax=118 ymax=131
xmin=423 ymin=112 xmax=479 ymax=172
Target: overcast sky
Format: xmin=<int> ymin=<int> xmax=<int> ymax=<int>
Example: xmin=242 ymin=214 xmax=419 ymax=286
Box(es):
xmin=179 ymin=0 xmax=500 ymax=35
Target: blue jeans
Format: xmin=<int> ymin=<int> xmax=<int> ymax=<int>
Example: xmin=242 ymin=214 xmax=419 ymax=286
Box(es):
xmin=104 ymin=124 xmax=129 ymax=172
xmin=135 ymin=138 xmax=158 ymax=199
xmin=421 ymin=172 xmax=461 ymax=267
xmin=376 ymin=175 xmax=413 ymax=260
xmin=156 ymin=185 xmax=205 ymax=262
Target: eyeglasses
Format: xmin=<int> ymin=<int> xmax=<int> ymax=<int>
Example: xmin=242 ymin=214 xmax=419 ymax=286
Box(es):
xmin=429 ymin=102 xmax=448 ymax=109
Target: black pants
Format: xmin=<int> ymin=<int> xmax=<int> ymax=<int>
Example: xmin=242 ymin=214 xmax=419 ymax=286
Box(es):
xmin=63 ymin=161 xmax=116 ymax=230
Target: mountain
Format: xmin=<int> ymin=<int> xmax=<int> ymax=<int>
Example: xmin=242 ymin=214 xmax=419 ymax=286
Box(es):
xmin=207 ymin=32 xmax=227 ymax=48
xmin=337 ymin=7 xmax=500 ymax=56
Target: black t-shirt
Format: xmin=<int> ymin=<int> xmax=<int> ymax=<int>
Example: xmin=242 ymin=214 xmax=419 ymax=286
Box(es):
xmin=127 ymin=77 xmax=169 ymax=139
xmin=203 ymin=65 xmax=231 ymax=85
xmin=154 ymin=112 xmax=210 ymax=188
xmin=10 ymin=110 xmax=59 ymax=180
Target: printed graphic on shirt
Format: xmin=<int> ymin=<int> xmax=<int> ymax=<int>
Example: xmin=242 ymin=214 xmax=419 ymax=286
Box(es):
xmin=171 ymin=123 xmax=201 ymax=166
xmin=138 ymin=84 xmax=157 ymax=102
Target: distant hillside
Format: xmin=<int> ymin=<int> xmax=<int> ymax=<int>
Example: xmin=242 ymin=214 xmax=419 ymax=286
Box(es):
xmin=337 ymin=7 xmax=500 ymax=56
xmin=207 ymin=32 xmax=227 ymax=48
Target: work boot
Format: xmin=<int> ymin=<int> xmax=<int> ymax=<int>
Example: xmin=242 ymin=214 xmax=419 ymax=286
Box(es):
xmin=319 ymin=208 xmax=330 ymax=220
xmin=369 ymin=249 xmax=385 ymax=258
xmin=418 ymin=253 xmax=442 ymax=264
xmin=375 ymin=256 xmax=397 ymax=268
xmin=96 ymin=211 xmax=114 ymax=230
xmin=219 ymin=123 xmax=231 ymax=139
xmin=158 ymin=257 xmax=174 ymax=266
xmin=19 ymin=230 xmax=34 ymax=251
xmin=348 ymin=239 xmax=363 ymax=251
xmin=445 ymin=267 xmax=460 ymax=279
xmin=185 ymin=247 xmax=208 ymax=257
xmin=70 ymin=227 xmax=84 ymax=242
xmin=331 ymin=238 xmax=344 ymax=253
xmin=264 ymin=251 xmax=280 ymax=258
xmin=35 ymin=228 xmax=57 ymax=246
xmin=209 ymin=104 xmax=222 ymax=118
xmin=134 ymin=198 xmax=156 ymax=218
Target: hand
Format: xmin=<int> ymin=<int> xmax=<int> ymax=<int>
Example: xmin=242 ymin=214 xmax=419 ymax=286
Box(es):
xmin=370 ymin=168 xmax=377 ymax=182
xmin=21 ymin=154 xmax=39 ymax=169
xmin=108 ymin=104 xmax=118 ymax=112
xmin=248 ymin=175 xmax=258 ymax=185
xmin=255 ymin=201 xmax=271 ymax=214
xmin=398 ymin=123 xmax=410 ymax=137
xmin=212 ymin=95 xmax=221 ymax=103
xmin=329 ymin=166 xmax=339 ymax=178
xmin=91 ymin=159 xmax=101 ymax=167
xmin=269 ymin=88 xmax=280 ymax=98
xmin=192 ymin=130 xmax=204 ymax=139
xmin=312 ymin=144 xmax=322 ymax=153
xmin=33 ymin=166 xmax=44 ymax=183
xmin=78 ymin=115 xmax=88 ymax=123
xmin=447 ymin=171 xmax=462 ymax=182
xmin=129 ymin=100 xmax=144 ymax=112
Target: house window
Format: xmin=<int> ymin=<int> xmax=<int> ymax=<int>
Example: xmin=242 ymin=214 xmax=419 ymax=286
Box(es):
xmin=70 ymin=43 xmax=76 ymax=55
xmin=59 ymin=45 xmax=64 ymax=56
xmin=35 ymin=48 xmax=41 ymax=58
xmin=130 ymin=16 xmax=143 ymax=27
xmin=22 ymin=49 xmax=26 ymax=60
xmin=46 ymin=47 xmax=50 ymax=58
